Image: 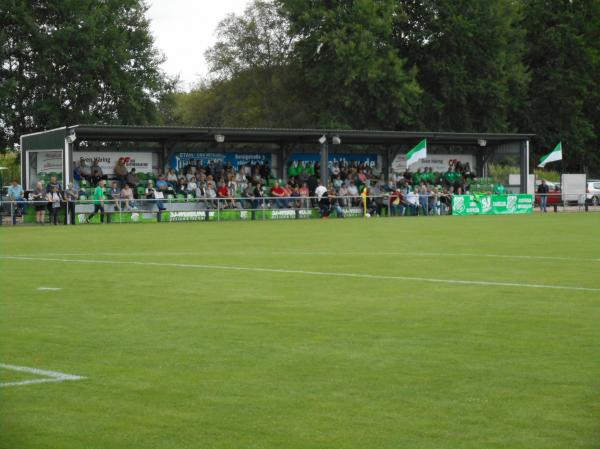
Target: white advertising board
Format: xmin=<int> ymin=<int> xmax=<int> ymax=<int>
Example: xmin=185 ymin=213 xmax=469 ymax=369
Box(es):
xmin=75 ymin=151 xmax=153 ymax=175
xmin=391 ymin=153 xmax=475 ymax=173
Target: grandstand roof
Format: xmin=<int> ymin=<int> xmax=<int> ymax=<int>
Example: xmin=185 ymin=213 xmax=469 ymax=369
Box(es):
xmin=66 ymin=125 xmax=534 ymax=146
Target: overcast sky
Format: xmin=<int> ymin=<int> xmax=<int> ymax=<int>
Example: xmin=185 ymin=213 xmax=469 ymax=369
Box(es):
xmin=146 ymin=0 xmax=250 ymax=91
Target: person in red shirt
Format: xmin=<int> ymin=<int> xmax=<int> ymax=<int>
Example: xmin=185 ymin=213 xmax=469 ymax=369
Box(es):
xmin=270 ymin=181 xmax=288 ymax=208
xmin=217 ymin=181 xmax=231 ymax=208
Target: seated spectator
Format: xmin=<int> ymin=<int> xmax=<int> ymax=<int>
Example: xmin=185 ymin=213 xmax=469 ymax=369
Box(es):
xmin=176 ymin=177 xmax=188 ymax=195
xmin=186 ymin=177 xmax=198 ymax=195
xmin=166 ymin=169 xmax=178 ymax=183
xmin=145 ymin=180 xmax=166 ymax=211
xmin=347 ymin=181 xmax=359 ymax=206
xmin=270 ymin=181 xmax=287 ymax=208
xmin=419 ymin=186 xmax=430 ymax=215
xmin=108 ymin=181 xmax=122 ymax=211
xmin=389 ymin=188 xmax=405 ymax=216
xmin=299 ymin=182 xmax=310 ymax=208
xmin=120 ymin=184 xmax=136 ymax=210
xmin=206 ymin=180 xmax=217 ymax=208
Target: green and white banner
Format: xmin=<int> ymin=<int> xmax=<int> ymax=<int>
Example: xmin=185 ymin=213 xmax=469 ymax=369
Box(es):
xmin=452 ymin=194 xmax=534 ymax=215
xmin=75 ymin=207 xmax=368 ymax=224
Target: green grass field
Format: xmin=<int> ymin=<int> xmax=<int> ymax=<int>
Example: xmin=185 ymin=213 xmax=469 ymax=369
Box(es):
xmin=1 ymin=214 xmax=599 ymax=449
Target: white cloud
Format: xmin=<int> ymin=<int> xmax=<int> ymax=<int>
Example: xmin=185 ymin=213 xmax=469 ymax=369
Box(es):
xmin=146 ymin=0 xmax=250 ymax=90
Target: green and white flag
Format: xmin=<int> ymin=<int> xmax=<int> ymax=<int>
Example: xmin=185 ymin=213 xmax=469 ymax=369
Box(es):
xmin=406 ymin=139 xmax=427 ymax=167
xmin=537 ymin=142 xmax=562 ymax=168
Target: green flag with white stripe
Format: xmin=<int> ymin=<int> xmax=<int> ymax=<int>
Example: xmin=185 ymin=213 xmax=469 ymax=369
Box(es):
xmin=406 ymin=139 xmax=427 ymax=167
xmin=538 ymin=142 xmax=562 ymax=168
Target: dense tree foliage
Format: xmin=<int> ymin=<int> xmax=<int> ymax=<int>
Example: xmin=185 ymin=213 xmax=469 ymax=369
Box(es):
xmin=2 ymin=0 xmax=599 ymax=173
xmin=0 ymin=0 xmax=173 ymax=147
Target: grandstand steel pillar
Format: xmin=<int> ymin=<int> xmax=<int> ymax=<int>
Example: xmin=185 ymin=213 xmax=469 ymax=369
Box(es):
xmin=520 ymin=140 xmax=530 ymax=194
xmin=320 ymin=139 xmax=328 ymax=186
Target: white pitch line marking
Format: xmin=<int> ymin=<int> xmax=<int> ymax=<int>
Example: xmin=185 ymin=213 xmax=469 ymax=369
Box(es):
xmin=37 ymin=287 xmax=62 ymax=291
xmin=0 ymin=363 xmax=86 ymax=388
xmin=1 ymin=255 xmax=599 ymax=293
xmin=5 ymin=251 xmax=600 ymax=262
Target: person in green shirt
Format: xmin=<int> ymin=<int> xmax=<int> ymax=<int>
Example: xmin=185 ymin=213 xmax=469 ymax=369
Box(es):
xmin=88 ymin=179 xmax=106 ymax=223
xmin=493 ymin=183 xmax=506 ymax=195
xmin=288 ymin=161 xmax=299 ymax=178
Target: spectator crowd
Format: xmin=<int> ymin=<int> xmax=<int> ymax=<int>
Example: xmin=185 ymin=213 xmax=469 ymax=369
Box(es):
xmin=5 ymin=156 xmax=478 ymax=224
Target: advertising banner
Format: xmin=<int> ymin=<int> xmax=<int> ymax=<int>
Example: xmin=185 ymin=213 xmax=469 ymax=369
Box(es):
xmin=452 ymin=194 xmax=533 ymax=215
xmin=75 ymin=207 xmax=369 ymax=224
xmin=289 ymin=153 xmax=378 ymax=169
xmin=75 ymin=151 xmax=153 ymax=175
xmin=28 ymin=150 xmax=63 ymax=188
xmin=170 ymin=152 xmax=271 ymax=171
xmin=391 ymin=154 xmax=475 ymax=172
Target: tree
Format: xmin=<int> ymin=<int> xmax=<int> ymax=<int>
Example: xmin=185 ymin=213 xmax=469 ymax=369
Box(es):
xmin=279 ymin=0 xmax=422 ymax=130
xmin=522 ymin=0 xmax=600 ymax=173
xmin=0 ymin=0 xmax=172 ymax=147
xmin=396 ymin=0 xmax=529 ymax=133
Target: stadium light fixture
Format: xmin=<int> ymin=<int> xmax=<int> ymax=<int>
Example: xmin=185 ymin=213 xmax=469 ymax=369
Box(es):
xmin=214 ymin=134 xmax=225 ymax=143
xmin=332 ymin=136 xmax=341 ymax=145
xmin=318 ymin=135 xmax=326 ymax=145
xmin=66 ymin=133 xmax=76 ymax=144
xmin=478 ymin=139 xmax=487 ymax=147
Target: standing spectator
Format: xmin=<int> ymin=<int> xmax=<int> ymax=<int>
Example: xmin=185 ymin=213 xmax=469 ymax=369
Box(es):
xmin=126 ymin=168 xmax=139 ymax=196
xmin=46 ymin=186 xmax=63 ymax=225
xmin=405 ymin=187 xmax=419 ymax=216
xmin=88 ymin=179 xmax=106 ymax=223
xmin=7 ymin=179 xmax=26 ymax=216
xmin=347 ymin=181 xmax=359 ymax=206
xmin=64 ymin=182 xmax=79 ymax=224
xmin=31 ymin=181 xmax=47 ymax=224
xmin=419 ymin=187 xmax=430 ymax=215
xmin=537 ymin=180 xmax=549 ymax=213
xmin=80 ymin=158 xmax=91 ymax=182
xmin=114 ymin=159 xmax=129 ymax=187
xmin=91 ymin=159 xmax=104 ymax=185
xmin=46 ymin=175 xmax=62 ymax=193
xmin=389 ymin=188 xmax=404 ymax=216
xmin=217 ymin=181 xmax=230 ymax=208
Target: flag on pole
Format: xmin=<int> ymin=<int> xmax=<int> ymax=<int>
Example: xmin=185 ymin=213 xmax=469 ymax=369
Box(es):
xmin=537 ymin=142 xmax=563 ymax=168
xmin=406 ymin=139 xmax=427 ymax=167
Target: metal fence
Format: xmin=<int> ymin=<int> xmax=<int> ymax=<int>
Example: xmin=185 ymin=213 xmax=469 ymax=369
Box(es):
xmin=0 ymin=194 xmax=453 ymax=225
xmin=1 ymin=192 xmax=597 ymax=225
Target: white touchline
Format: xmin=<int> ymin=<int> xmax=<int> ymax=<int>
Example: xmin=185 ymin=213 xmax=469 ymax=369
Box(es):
xmin=6 ymin=251 xmax=600 ymax=262
xmin=1 ymin=255 xmax=599 ymax=293
xmin=37 ymin=287 xmax=62 ymax=291
xmin=0 ymin=363 xmax=86 ymax=388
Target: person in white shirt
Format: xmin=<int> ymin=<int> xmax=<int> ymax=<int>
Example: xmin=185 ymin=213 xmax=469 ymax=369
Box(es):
xmin=405 ymin=187 xmax=419 ymax=216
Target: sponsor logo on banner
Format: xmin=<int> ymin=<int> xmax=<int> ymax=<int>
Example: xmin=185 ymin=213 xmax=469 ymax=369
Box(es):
xmin=75 ymin=151 xmax=153 ymax=174
xmin=480 ymin=196 xmax=492 ymax=213
xmin=169 ymin=211 xmax=213 ymax=222
xmin=506 ymin=195 xmax=517 ymax=212
xmin=391 ymin=154 xmax=475 ymax=172
xmin=453 ymin=196 xmax=465 ymax=213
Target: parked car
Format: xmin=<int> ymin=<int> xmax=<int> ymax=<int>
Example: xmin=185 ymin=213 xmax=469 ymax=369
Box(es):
xmin=534 ymin=180 xmax=562 ymax=206
xmin=587 ymin=180 xmax=600 ymax=206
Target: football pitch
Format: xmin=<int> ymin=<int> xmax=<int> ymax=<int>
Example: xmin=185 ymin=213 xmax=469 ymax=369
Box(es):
xmin=1 ymin=214 xmax=599 ymax=449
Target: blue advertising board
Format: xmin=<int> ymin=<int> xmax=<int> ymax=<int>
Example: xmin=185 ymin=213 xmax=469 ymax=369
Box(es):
xmin=170 ymin=152 xmax=271 ymax=171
